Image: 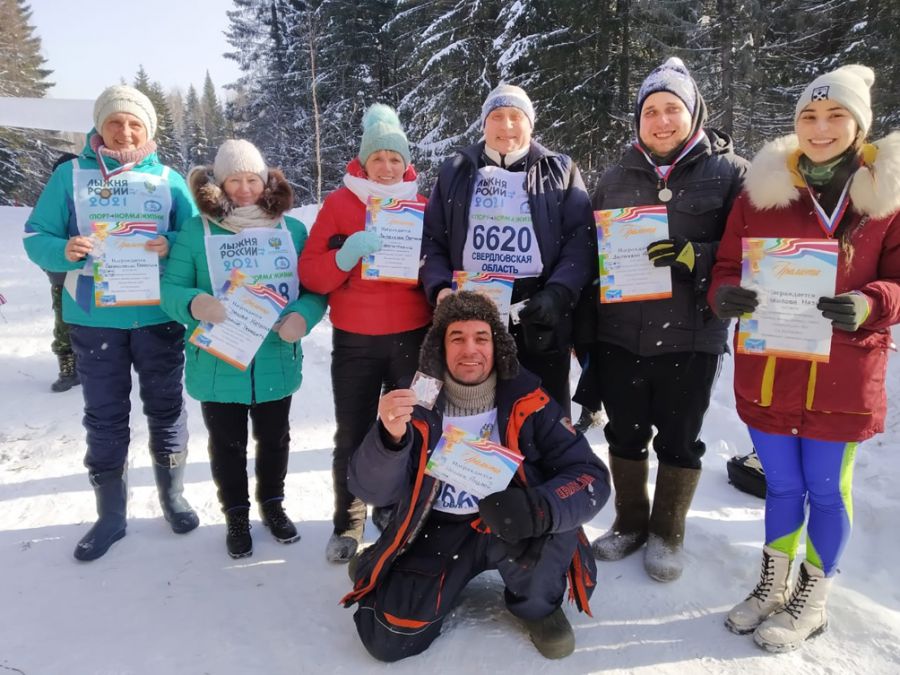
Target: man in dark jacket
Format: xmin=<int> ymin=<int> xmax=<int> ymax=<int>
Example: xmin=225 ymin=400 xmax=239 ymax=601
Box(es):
xmin=580 ymin=58 xmax=748 ymax=582
xmin=341 ymin=292 xmax=609 ymax=662
xmin=421 ymin=85 xmax=595 ymax=415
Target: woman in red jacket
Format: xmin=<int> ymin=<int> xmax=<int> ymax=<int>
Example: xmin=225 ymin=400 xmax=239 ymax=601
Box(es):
xmin=709 ymin=65 xmax=900 ymax=652
xmin=299 ymin=104 xmax=432 ymax=563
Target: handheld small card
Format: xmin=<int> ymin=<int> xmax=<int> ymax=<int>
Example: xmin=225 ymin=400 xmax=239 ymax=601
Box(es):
xmin=509 ymin=299 xmax=528 ymax=326
xmin=410 ymin=371 xmax=442 ymax=410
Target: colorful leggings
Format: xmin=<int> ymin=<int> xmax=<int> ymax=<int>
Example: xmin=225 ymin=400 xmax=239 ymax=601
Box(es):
xmin=749 ymin=428 xmax=858 ymax=577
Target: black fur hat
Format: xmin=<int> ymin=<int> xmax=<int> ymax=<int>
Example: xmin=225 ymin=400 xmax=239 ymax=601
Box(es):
xmin=419 ymin=291 xmax=519 ymax=380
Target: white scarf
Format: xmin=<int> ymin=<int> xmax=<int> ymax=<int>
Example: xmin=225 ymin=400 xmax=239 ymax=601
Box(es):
xmin=217 ymin=205 xmax=281 ymax=234
xmin=343 ymin=173 xmax=419 ymax=205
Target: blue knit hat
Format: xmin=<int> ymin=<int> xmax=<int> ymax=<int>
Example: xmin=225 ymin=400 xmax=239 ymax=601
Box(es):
xmin=358 ymin=104 xmax=411 ymax=166
xmin=481 ymin=84 xmax=535 ymax=129
xmin=636 ymin=57 xmax=697 ymax=117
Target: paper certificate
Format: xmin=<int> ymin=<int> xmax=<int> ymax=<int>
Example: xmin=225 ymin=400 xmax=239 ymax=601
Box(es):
xmin=361 ymin=197 xmax=425 ymax=283
xmin=451 ymin=271 xmax=515 ymax=325
xmin=425 ymin=425 xmax=524 ymax=499
xmin=596 ymin=206 xmax=672 ymax=302
xmin=189 ymin=271 xmax=288 ymax=371
xmin=738 ymin=238 xmax=839 ymax=362
xmin=91 ymin=221 xmax=160 ymax=307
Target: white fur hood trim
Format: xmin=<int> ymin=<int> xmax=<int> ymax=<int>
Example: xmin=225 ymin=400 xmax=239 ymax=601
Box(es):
xmin=746 ymin=132 xmax=900 ymax=219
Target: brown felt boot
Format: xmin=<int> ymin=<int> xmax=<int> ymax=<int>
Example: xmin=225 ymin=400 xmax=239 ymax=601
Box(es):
xmin=591 ymin=456 xmax=650 ymax=561
xmin=644 ymin=463 xmax=701 ymax=582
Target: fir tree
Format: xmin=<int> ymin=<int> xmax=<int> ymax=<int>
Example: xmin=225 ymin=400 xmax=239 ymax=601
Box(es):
xmin=0 ymin=0 xmax=57 ymax=205
xmin=201 ymin=72 xmax=227 ymax=151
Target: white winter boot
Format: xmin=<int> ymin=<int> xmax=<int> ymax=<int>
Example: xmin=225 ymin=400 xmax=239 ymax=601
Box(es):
xmin=725 ymin=546 xmax=792 ymax=634
xmin=753 ymin=560 xmax=832 ymax=652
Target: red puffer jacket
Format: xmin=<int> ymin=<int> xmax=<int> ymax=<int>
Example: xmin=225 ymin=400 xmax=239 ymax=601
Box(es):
xmin=298 ymin=159 xmax=432 ymax=335
xmin=709 ymin=133 xmax=900 ymax=442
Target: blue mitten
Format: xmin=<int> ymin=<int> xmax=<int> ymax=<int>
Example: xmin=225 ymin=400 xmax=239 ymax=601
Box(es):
xmin=335 ymin=230 xmax=382 ymax=272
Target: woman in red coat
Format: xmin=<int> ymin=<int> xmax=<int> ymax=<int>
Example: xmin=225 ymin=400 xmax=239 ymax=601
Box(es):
xmin=709 ymin=65 xmax=900 ymax=651
xmin=299 ymin=104 xmax=432 ymax=563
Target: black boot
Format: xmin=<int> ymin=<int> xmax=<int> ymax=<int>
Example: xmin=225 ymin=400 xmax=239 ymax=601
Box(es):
xmin=51 ymin=353 xmax=80 ymax=393
xmin=74 ymin=469 xmax=127 ymax=561
xmin=260 ymin=498 xmax=300 ymax=543
xmin=225 ymin=507 xmax=252 ymax=559
xmin=152 ymin=452 xmax=200 ymax=534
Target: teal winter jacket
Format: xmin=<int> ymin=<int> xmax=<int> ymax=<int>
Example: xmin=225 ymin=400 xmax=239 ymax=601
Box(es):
xmin=23 ymin=132 xmax=197 ymax=329
xmin=161 ymin=170 xmax=326 ymax=404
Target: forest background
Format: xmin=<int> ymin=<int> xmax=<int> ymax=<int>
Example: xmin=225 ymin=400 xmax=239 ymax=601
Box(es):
xmin=2 ymin=0 xmax=898 ymax=206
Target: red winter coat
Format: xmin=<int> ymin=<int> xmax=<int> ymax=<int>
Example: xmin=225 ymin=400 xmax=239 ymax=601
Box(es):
xmin=298 ymin=160 xmax=432 ymax=335
xmin=709 ymin=133 xmax=900 ymax=442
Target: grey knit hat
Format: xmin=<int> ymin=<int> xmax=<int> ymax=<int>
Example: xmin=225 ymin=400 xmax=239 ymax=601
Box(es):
xmin=93 ymin=85 xmax=157 ymax=138
xmin=213 ymin=139 xmax=268 ymax=185
xmin=418 ymin=291 xmax=519 ymax=381
xmin=358 ymin=104 xmax=411 ymax=166
xmin=636 ymin=57 xmax=697 ymax=117
xmin=481 ymin=84 xmax=535 ymax=129
xmin=795 ymin=65 xmax=875 ymax=136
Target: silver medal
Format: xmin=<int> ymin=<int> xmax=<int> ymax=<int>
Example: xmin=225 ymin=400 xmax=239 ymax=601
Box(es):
xmin=658 ymin=187 xmax=673 ymax=202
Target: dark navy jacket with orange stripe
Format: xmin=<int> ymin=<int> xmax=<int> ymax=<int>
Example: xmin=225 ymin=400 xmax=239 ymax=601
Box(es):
xmin=341 ymin=368 xmax=610 ymax=612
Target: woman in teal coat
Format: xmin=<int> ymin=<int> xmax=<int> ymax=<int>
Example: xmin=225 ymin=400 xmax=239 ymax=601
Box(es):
xmin=162 ymin=139 xmax=326 ymax=558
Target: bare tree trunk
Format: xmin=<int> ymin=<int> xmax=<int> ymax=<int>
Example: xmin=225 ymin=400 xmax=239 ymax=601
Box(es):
xmin=718 ymin=0 xmax=734 ymax=135
xmin=307 ymin=11 xmax=322 ymax=205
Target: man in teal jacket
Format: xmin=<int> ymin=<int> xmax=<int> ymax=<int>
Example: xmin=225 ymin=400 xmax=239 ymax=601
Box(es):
xmin=23 ymin=85 xmax=199 ymax=561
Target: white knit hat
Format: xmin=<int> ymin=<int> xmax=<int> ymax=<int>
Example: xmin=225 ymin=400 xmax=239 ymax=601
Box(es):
xmin=481 ymin=84 xmax=535 ymax=129
xmin=213 ymin=139 xmax=268 ymax=185
xmin=795 ymin=65 xmax=875 ymax=135
xmin=93 ymin=85 xmax=158 ymax=138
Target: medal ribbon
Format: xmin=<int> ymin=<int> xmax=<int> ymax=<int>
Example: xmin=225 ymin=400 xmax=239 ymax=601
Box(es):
xmin=804 ymin=176 xmax=853 ymax=238
xmin=633 ymin=130 xmax=706 ymax=184
xmin=95 ymin=147 xmax=136 ymax=181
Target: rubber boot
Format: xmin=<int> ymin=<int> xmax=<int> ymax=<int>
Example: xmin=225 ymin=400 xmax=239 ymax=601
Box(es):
xmin=726 ymin=546 xmax=793 ymax=634
xmin=644 ymin=463 xmax=701 ymax=582
xmin=152 ymin=452 xmax=200 ymax=534
xmin=73 ymin=469 xmax=127 ymax=561
xmin=51 ymin=353 xmax=80 ymax=393
xmin=591 ymin=456 xmax=650 ymax=561
xmin=753 ymin=561 xmax=832 ymax=652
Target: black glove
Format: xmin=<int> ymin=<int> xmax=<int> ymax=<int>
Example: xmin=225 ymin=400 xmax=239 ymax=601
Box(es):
xmin=817 ymin=292 xmax=870 ymax=332
xmin=478 ymin=487 xmax=552 ymax=544
xmin=518 ymin=284 xmax=569 ymax=326
xmin=518 ymin=285 xmax=570 ymax=354
xmin=647 ymin=236 xmax=695 ymax=276
xmin=713 ymin=285 xmax=759 ymax=319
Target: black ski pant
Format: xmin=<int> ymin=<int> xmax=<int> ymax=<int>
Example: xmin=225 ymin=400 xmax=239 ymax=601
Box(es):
xmin=354 ymin=516 xmax=580 ymax=663
xmin=201 ymin=396 xmax=292 ymax=511
xmin=595 ymin=342 xmax=721 ymax=469
xmin=515 ymin=340 xmax=572 ymax=419
xmin=331 ymin=326 xmax=428 ymax=533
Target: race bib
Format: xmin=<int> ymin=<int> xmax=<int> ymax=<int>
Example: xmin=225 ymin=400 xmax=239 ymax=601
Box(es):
xmin=462 ymin=166 xmax=542 ymax=276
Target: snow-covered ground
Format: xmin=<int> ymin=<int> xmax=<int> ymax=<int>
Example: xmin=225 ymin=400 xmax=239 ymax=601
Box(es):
xmin=1 ymin=204 xmax=898 ymax=674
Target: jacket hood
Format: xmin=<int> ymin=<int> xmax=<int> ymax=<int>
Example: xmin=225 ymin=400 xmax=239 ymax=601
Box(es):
xmin=188 ymin=166 xmax=294 ymax=220
xmin=745 ymin=132 xmax=900 ymax=219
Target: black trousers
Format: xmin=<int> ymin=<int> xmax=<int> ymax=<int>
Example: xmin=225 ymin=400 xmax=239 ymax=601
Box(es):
xmin=331 ymin=326 xmax=428 ymax=533
xmin=354 ymin=516 xmax=580 ymax=663
xmin=595 ymin=343 xmax=721 ymax=469
xmin=514 ymin=336 xmax=572 ymax=418
xmin=201 ymin=396 xmax=292 ymax=511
